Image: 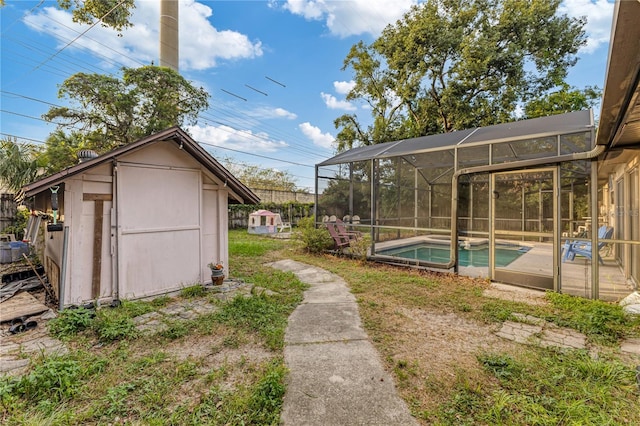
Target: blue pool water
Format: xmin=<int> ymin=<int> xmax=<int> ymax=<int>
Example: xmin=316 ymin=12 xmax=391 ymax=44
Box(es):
xmin=379 ymin=244 xmax=530 ymax=267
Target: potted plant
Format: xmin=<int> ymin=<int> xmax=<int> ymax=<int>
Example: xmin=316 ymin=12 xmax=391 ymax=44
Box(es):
xmin=208 ymin=261 xmax=225 ymax=285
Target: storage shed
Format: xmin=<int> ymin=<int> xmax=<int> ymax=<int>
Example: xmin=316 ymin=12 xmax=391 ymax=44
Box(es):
xmin=22 ymin=127 xmax=259 ymax=306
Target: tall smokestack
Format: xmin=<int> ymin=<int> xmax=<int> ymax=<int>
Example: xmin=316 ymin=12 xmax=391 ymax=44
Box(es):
xmin=159 ymin=0 xmax=179 ymax=71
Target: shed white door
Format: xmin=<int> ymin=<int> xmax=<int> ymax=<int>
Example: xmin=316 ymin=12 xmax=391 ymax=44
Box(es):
xmin=118 ymin=164 xmax=201 ymax=299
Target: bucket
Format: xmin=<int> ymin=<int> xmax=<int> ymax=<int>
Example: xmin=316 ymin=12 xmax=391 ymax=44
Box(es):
xmin=0 ymin=242 xmax=10 ymax=264
xmin=10 ymin=241 xmax=27 ymax=262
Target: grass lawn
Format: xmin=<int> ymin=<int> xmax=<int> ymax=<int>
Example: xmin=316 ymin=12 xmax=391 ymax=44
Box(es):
xmin=2 ymin=229 xmax=639 ymax=425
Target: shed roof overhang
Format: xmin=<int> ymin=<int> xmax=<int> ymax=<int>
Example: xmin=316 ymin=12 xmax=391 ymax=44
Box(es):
xmin=596 ymin=0 xmax=640 ymax=150
xmin=22 ymin=127 xmax=260 ymax=205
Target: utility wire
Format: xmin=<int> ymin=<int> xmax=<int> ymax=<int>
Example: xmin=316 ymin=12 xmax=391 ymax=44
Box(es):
xmin=6 ymin=0 xmax=130 ymax=87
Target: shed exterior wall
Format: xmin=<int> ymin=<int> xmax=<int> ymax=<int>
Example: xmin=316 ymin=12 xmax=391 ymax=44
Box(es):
xmin=50 ymin=141 xmax=230 ymax=304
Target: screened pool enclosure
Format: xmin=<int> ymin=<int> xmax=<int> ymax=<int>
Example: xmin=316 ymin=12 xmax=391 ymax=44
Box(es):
xmin=316 ymin=110 xmax=639 ymax=301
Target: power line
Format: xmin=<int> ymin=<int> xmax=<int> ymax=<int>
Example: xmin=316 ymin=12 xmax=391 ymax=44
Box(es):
xmin=6 ymin=0 xmax=130 ymax=87
xmin=0 ymin=109 xmax=56 ymax=124
xmin=1 ymin=90 xmax=65 ymax=108
xmin=0 ymin=0 xmax=44 ymax=37
xmin=0 ymin=127 xmax=316 ymax=169
xmin=265 ymin=76 xmax=286 ymax=87
xmin=1 ymin=89 xmax=327 ymax=160
xmin=0 ymin=133 xmax=46 ymax=145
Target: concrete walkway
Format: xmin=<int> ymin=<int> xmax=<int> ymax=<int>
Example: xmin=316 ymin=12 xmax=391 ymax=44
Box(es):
xmin=268 ymin=259 xmax=417 ymax=426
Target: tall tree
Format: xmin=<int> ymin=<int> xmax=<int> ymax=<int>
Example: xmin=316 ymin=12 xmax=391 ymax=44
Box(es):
xmin=40 ymin=130 xmax=88 ymax=173
xmin=58 ymin=0 xmax=135 ymax=32
xmin=43 ymin=66 xmax=209 ymax=153
xmin=523 ymin=84 xmax=601 ymax=119
xmin=335 ymin=0 xmax=587 ymax=152
xmin=0 ymin=137 xmax=43 ymax=200
xmin=1 ymin=1 xmax=135 ymax=32
xmin=223 ymin=159 xmax=302 ymax=192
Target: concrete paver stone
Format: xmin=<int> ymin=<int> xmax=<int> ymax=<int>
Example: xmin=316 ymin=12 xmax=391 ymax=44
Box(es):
xmin=620 ymin=338 xmax=640 ymax=356
xmin=496 ymin=315 xmax=587 ymax=350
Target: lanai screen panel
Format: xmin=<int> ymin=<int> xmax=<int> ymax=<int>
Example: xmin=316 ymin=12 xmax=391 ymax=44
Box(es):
xmin=317 ymin=161 xmax=372 ymax=224
xmin=316 ymin=110 xmax=595 ymax=273
xmin=458 ymin=173 xmax=490 ymax=235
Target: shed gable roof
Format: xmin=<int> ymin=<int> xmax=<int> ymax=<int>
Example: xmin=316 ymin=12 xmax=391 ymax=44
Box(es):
xmin=22 ymin=127 xmax=260 ymax=204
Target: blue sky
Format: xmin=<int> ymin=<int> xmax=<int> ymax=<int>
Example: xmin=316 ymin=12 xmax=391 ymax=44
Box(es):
xmin=1 ymin=0 xmax=615 ymax=191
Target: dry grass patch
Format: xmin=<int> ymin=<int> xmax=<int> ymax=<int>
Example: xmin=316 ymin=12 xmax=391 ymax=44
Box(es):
xmin=290 ymin=252 xmax=640 ymax=425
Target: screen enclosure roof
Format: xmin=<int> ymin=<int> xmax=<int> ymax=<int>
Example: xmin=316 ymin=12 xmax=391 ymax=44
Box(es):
xmin=318 ymin=110 xmax=594 ymax=167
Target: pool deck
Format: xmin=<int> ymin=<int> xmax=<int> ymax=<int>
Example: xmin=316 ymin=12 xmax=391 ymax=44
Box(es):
xmin=373 ymin=237 xmax=635 ymax=301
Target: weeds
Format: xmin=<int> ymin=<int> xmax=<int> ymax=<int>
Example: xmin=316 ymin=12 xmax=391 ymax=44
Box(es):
xmin=93 ymin=308 xmax=138 ymax=343
xmin=180 ymin=284 xmax=207 ymax=298
xmin=214 ymin=294 xmax=288 ymax=350
xmin=245 ymin=359 xmax=287 ymax=424
xmin=48 ymin=307 xmax=95 ymax=339
xmin=0 ymin=351 xmax=107 ymax=412
xmin=468 ymin=348 xmax=639 ymax=424
xmin=545 ymin=292 xmax=639 ymax=344
xmin=159 ymin=319 xmax=189 ymax=340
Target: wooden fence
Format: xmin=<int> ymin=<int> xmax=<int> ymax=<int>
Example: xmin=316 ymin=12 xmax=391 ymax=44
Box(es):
xmin=0 ymin=194 xmax=17 ymax=232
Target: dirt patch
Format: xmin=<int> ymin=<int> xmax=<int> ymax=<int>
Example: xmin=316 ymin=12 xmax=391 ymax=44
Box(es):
xmin=390 ymin=308 xmax=520 ymax=379
xmin=375 ymin=306 xmax=524 ymax=419
xmin=155 ymin=330 xmax=278 ymax=412
xmin=164 ymin=332 xmax=275 ymax=368
xmin=393 ymin=308 xmax=516 ymax=372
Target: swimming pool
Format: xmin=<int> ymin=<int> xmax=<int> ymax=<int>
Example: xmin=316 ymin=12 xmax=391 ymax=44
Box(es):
xmin=379 ymin=243 xmax=530 ymax=267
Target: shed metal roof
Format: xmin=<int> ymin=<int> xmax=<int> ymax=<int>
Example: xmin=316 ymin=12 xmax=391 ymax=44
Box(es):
xmin=319 ymin=110 xmax=593 ymax=166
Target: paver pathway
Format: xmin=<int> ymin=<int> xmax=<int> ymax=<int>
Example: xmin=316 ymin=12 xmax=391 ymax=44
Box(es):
xmin=269 ymin=259 xmax=417 ymax=426
xmin=0 ymin=280 xmax=256 ymax=376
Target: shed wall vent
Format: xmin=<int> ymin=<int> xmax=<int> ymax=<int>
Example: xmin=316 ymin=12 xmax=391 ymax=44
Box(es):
xmin=77 ymin=150 xmax=98 ymax=163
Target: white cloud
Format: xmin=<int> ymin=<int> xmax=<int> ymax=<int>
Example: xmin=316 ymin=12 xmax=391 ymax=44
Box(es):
xmin=299 ymin=122 xmax=334 ymax=149
xmin=282 ymin=1 xmax=614 ymax=52
xmin=559 ymin=0 xmax=615 ymax=54
xmin=23 ymin=0 xmax=263 ymax=71
xmin=321 ymin=92 xmax=356 ymax=111
xmin=283 ymin=0 xmax=417 ymax=37
xmin=249 ymin=106 xmax=298 ymax=120
xmin=334 ymin=80 xmax=355 ymax=95
xmin=186 ymin=124 xmax=288 ymax=153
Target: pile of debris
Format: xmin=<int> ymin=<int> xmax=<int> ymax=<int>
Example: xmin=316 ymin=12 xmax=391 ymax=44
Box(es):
xmin=0 ymin=253 xmax=55 ymax=336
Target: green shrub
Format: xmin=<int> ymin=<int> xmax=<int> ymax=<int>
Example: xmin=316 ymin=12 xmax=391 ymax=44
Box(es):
xmin=295 ymin=216 xmax=333 ymax=254
xmin=1 ymin=207 xmax=30 ymax=240
xmin=349 ymin=234 xmax=371 ymax=262
xmin=48 ymin=307 xmax=95 ymax=339
xmin=93 ymin=309 xmax=138 ymax=343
